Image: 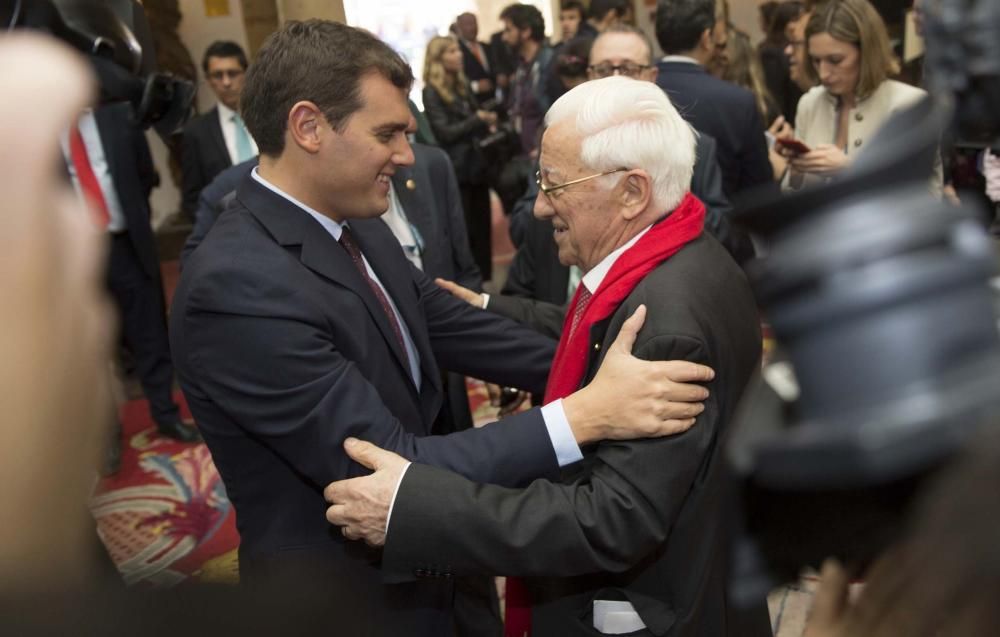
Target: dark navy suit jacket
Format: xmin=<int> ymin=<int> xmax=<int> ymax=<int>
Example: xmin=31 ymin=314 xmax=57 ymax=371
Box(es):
xmin=656 ymin=61 xmax=776 ymax=199
xmin=170 ymin=173 xmax=559 ymax=634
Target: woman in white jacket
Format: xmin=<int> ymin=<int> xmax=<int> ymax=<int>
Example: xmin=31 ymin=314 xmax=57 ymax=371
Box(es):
xmin=780 ymin=0 xmax=941 ymax=192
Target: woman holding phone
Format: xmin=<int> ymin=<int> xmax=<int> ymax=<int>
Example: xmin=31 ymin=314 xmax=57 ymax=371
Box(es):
xmin=780 ymin=0 xmax=941 ymax=191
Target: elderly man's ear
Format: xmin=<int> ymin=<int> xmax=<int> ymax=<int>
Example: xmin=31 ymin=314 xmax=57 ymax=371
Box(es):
xmin=620 ymin=170 xmax=652 ymax=220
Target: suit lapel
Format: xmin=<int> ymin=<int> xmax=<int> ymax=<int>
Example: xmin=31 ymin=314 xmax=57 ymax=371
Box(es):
xmin=350 ymin=218 xmax=442 ymax=398
xmin=390 ymin=167 xmax=430 ymax=242
xmin=208 ymin=107 xmax=231 ymax=167
xmin=237 ymin=177 xmax=418 ymax=388
xmin=93 ymin=106 xmax=124 ymax=201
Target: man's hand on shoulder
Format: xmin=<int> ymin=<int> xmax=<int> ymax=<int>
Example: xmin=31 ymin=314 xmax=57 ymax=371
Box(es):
xmin=562 ymin=305 xmax=714 ymax=445
xmin=324 ymin=438 xmax=409 ymax=547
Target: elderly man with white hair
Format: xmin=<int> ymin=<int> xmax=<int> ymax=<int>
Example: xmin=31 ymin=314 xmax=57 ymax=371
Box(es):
xmin=324 ymin=76 xmax=770 ymax=637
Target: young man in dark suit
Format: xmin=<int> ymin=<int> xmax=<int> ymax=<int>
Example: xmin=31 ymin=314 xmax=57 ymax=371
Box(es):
xmin=654 ymin=0 xmax=776 ymax=199
xmin=170 ymin=21 xmax=713 ymax=636
xmin=180 ymin=41 xmax=255 ymax=218
xmin=325 ymin=77 xmax=771 ymax=637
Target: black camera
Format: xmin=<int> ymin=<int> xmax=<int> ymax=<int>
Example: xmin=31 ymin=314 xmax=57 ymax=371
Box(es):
xmin=6 ymin=0 xmax=194 ymax=135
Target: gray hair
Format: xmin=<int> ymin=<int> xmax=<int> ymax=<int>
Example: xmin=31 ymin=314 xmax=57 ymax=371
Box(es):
xmin=545 ymin=76 xmax=696 ymax=213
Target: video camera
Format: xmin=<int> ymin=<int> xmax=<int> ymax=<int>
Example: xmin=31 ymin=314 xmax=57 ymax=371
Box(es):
xmin=725 ymin=0 xmax=1000 ymax=603
xmin=3 ymin=0 xmax=194 ymax=135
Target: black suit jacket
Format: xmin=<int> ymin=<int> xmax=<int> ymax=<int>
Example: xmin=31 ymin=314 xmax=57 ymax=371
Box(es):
xmin=656 ymin=61 xmax=775 ymax=199
xmin=93 ymin=103 xmax=161 ymax=279
xmin=170 ymin=175 xmax=561 ymax=634
xmin=382 ymin=234 xmax=770 ymax=636
xmin=459 ymin=38 xmax=494 ymax=100
xmin=180 ymin=107 xmax=232 ymax=216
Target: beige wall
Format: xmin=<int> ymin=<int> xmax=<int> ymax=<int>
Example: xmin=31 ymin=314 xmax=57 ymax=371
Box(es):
xmin=278 ymin=0 xmax=346 ymax=22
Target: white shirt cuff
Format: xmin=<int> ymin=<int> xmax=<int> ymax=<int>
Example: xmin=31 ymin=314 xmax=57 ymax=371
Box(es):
xmin=541 ymin=399 xmax=584 ymax=466
xmin=481 ymin=292 xmax=490 ymax=309
xmin=384 ymin=461 xmax=412 ymax=538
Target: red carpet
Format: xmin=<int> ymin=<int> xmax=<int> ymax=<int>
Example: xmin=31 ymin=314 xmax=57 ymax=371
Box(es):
xmin=91 ymin=391 xmax=239 ymax=586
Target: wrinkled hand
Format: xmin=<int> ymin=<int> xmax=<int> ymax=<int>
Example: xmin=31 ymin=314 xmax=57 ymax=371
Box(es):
xmin=790 ymin=144 xmax=850 ymax=175
xmin=804 ymin=559 xmax=851 ymax=637
xmin=324 ymin=438 xmax=409 ymax=547
xmin=563 ymin=305 xmax=714 ymax=445
xmin=435 ymin=277 xmax=485 ymax=308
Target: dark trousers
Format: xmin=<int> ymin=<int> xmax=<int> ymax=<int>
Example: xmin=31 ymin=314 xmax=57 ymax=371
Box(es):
xmin=107 ymin=232 xmax=179 ymax=427
xmin=460 ymin=182 xmax=493 ymax=282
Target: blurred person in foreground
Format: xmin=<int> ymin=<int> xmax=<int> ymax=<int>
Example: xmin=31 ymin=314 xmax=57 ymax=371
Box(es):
xmin=0 ymin=32 xmax=114 ymax=594
xmin=805 ymin=428 xmax=1000 ymax=637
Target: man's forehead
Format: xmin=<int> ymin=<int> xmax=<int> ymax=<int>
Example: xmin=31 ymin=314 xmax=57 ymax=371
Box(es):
xmin=355 ymin=75 xmax=411 ymax=124
xmin=540 ymin=122 xmax=581 ymax=169
xmin=591 ymin=33 xmax=651 ymax=64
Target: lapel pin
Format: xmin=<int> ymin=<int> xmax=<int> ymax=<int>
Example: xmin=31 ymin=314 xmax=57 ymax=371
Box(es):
xmin=405 ymin=179 xmax=417 ymax=191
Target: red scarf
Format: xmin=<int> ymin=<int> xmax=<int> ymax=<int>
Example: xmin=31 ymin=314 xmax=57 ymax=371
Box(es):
xmin=504 ymin=193 xmax=706 ymax=637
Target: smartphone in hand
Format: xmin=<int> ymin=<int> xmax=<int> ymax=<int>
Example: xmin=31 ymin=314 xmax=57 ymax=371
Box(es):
xmin=775 ymin=137 xmax=812 ymax=155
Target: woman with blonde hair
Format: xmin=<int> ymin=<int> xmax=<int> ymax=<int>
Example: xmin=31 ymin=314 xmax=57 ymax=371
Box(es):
xmin=723 ymin=27 xmax=781 ymax=126
xmin=422 ymin=35 xmax=497 ymax=280
xmin=779 ymin=0 xmax=941 ymax=190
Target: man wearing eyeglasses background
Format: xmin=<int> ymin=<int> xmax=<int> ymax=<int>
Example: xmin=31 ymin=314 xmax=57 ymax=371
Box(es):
xmin=180 ymin=41 xmax=256 ymax=219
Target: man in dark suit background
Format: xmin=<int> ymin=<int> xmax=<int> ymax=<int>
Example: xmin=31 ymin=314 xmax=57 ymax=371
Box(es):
xmin=171 ymin=21 xmax=714 ymax=636
xmin=180 ymin=41 xmax=255 ymax=219
xmin=455 ymin=12 xmax=495 ymax=104
xmin=655 ymin=0 xmax=776 ymax=199
xmin=66 ymin=103 xmax=200 ymax=473
xmin=325 ymin=76 xmax=771 ymax=637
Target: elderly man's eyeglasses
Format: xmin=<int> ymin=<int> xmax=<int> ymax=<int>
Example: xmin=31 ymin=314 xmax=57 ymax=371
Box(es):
xmin=535 ymin=168 xmax=629 ymax=198
xmin=587 ymin=62 xmax=650 ymax=78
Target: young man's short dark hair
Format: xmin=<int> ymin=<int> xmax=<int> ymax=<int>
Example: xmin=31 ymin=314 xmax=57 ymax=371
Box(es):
xmin=500 ymin=3 xmax=546 ymax=42
xmin=201 ymin=40 xmax=248 ymax=73
xmin=589 ymin=0 xmax=631 ymax=21
xmin=240 ymin=20 xmax=413 ymax=157
xmin=561 ymin=0 xmax=585 ymax=16
xmin=655 ymin=0 xmax=717 ymax=54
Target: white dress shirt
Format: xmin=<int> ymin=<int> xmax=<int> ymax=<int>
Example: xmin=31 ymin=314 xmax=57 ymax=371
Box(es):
xmin=380 ymin=182 xmax=423 ymax=271
xmin=217 ymin=102 xmax=259 ymax=165
xmin=62 ymin=110 xmax=128 ymax=232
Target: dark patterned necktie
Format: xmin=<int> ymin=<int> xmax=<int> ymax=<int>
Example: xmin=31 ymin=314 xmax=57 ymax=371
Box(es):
xmin=567 ymin=286 xmax=592 ymax=341
xmin=339 ymin=226 xmax=409 ymax=358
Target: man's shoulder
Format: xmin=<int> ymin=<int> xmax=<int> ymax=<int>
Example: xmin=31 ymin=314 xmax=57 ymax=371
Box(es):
xmin=184 ymin=108 xmax=220 ymax=135
xmin=627 ymin=234 xmax=752 ymax=326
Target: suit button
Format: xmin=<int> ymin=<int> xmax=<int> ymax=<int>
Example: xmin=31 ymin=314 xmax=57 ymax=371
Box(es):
xmin=854 ymin=138 xmax=863 ymax=148
xmin=593 ymin=342 xmax=600 ymax=351
xmin=855 ymin=112 xmax=864 ymax=122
